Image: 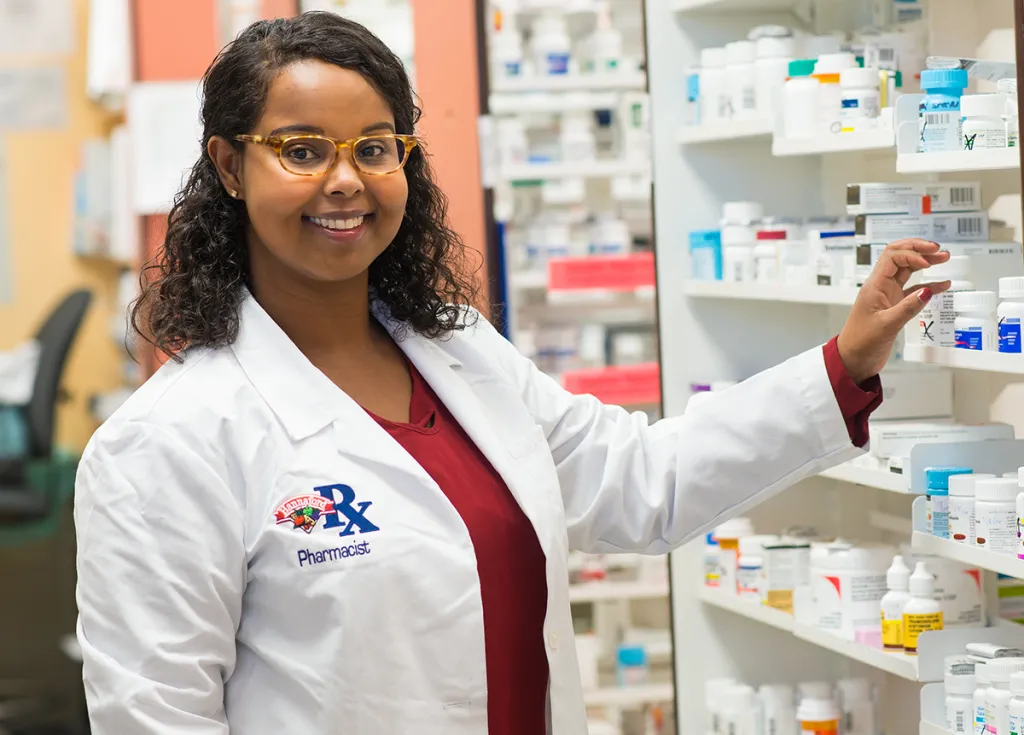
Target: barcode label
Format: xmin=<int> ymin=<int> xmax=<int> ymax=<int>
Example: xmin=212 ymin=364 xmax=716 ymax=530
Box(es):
xmin=958 ymin=216 xmax=984 ymax=236
xmin=950 ymin=186 xmax=976 ymax=205
xmin=991 ymin=248 xmax=1016 ymax=255
xmin=926 ymin=113 xmax=954 ymax=125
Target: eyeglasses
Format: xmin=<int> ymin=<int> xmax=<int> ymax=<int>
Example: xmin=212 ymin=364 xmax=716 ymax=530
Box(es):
xmin=233 ymin=133 xmax=420 ymax=176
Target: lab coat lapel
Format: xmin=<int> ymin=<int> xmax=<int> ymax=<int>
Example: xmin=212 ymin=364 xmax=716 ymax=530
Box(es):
xmin=397 ymin=332 xmax=554 ymax=545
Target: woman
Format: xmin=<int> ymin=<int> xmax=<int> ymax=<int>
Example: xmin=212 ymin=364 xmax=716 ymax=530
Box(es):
xmin=74 ymin=11 xmax=949 ymax=735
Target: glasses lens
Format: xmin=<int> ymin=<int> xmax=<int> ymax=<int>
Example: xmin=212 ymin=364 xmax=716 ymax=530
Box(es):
xmin=353 ymin=136 xmax=406 ymax=173
xmin=279 ymin=137 xmax=336 ymax=174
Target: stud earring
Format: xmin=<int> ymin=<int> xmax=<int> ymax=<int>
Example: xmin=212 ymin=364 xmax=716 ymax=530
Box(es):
xmin=228 ymin=189 xmax=238 ymax=198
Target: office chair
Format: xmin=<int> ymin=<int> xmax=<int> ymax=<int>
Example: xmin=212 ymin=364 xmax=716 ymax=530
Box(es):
xmin=0 ymin=290 xmax=93 ymax=521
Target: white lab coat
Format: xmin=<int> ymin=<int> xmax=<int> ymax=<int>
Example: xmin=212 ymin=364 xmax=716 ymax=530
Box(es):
xmin=74 ymin=292 xmax=861 ymax=734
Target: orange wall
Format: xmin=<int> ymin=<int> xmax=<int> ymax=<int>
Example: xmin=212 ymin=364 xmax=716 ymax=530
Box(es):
xmin=410 ymin=0 xmax=489 ymax=306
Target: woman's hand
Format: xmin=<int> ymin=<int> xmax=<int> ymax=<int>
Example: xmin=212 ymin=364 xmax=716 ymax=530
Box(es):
xmin=837 ymin=239 xmax=951 ymax=384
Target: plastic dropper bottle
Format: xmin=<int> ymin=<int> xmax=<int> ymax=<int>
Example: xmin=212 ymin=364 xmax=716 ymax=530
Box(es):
xmin=880 ymin=555 xmax=912 ymax=651
xmin=903 ymin=562 xmax=943 ymax=656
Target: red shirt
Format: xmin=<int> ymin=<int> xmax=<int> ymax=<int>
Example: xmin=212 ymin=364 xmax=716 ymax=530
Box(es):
xmin=370 ymin=336 xmax=879 ymax=733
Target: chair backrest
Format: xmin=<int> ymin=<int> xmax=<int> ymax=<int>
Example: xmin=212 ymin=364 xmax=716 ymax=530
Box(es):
xmin=24 ymin=290 xmax=93 ymax=458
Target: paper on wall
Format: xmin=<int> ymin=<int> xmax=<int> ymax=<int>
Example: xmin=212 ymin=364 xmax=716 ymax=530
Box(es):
xmin=0 ymin=67 xmax=67 ymax=130
xmin=127 ymin=80 xmax=204 ymax=215
xmin=0 ymin=0 xmax=74 ymax=55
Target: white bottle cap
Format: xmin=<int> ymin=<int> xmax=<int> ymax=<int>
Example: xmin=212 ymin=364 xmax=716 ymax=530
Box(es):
xmin=977 ymin=662 xmax=992 ymax=685
xmin=984 ymin=658 xmax=1024 ymax=685
xmin=886 ymin=555 xmax=911 ymax=590
xmin=953 ymin=290 xmax=998 ymax=314
xmin=929 ymin=255 xmax=971 ymax=280
xmin=798 ymin=681 xmax=834 ymax=700
xmin=701 ymin=47 xmax=728 ymax=68
xmin=725 ymin=40 xmax=756 ymax=64
xmin=725 ymin=683 xmax=757 ymax=709
xmin=909 ymin=562 xmax=934 ymax=596
xmin=714 ymin=517 xmax=755 ymax=540
xmin=813 ymin=52 xmax=858 ymax=74
xmin=759 ymin=683 xmax=795 ymax=708
xmin=1019 ymin=466 xmax=1024 ymax=488
xmin=961 ymin=93 xmax=1007 ymax=118
xmin=1002 ymin=277 xmax=1024 ymax=299
xmin=739 ymin=534 xmax=779 ymax=555
xmin=945 ymin=670 xmax=976 ymax=696
xmin=1011 ymin=671 xmax=1024 ymax=697
xmin=976 ymin=477 xmax=1019 ymax=503
xmin=839 ymin=67 xmax=881 ymax=89
xmin=797 ymin=697 xmax=840 ymax=723
xmin=949 ymin=473 xmax=990 ymax=497
xmin=755 ymin=35 xmax=796 ymax=59
xmin=722 ymin=201 xmax=764 ymax=225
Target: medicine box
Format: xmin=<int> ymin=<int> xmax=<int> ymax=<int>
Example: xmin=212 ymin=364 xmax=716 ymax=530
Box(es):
xmin=872 ymin=367 xmax=953 ymax=421
xmin=846 ymin=182 xmax=982 ymax=216
xmin=761 ymin=538 xmax=810 ymax=614
xmin=855 ymin=212 xmax=989 ymax=244
xmin=809 ymin=230 xmax=857 ymax=288
xmin=868 ymin=420 xmax=1015 ymax=459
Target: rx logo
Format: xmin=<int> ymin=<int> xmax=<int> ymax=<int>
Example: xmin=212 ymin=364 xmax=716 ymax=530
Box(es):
xmin=313 ymin=483 xmax=380 ymax=537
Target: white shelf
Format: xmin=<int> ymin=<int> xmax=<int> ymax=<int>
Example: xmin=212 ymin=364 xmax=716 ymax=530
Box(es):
xmin=569 ymin=580 xmax=670 ymax=603
xmin=674 ymin=0 xmax=797 ymax=11
xmin=819 ymin=462 xmax=910 ymax=494
xmin=897 ymin=148 xmax=1021 ymax=174
xmin=920 ymin=722 xmax=953 ymax=735
xmin=685 ymin=280 xmax=858 ymax=306
xmin=491 ymin=71 xmax=647 ymax=95
xmin=489 ymin=91 xmax=620 ymax=115
xmin=912 ymin=531 xmax=1024 ymax=578
xmin=678 ymin=118 xmax=774 ymax=144
xmin=772 ymin=129 xmax=895 ymax=157
xmin=903 ymin=345 xmax=1024 ymax=375
xmin=698 ymin=587 xmax=794 ymax=631
xmin=584 ymin=682 xmax=676 ymax=707
xmin=500 ymin=159 xmax=651 ymax=182
xmin=699 ymin=587 xmax=920 ymax=680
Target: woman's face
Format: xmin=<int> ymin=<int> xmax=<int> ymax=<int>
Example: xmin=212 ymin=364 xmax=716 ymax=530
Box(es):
xmin=214 ymin=60 xmax=409 ymax=288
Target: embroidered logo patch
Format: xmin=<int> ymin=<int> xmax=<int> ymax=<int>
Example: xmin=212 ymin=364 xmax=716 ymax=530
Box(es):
xmin=273 ymin=494 xmax=335 ymax=534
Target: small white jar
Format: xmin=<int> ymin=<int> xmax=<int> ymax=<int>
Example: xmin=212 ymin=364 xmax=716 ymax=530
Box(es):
xmin=726 ymin=41 xmax=758 ymax=119
xmin=977 ymin=663 xmax=992 ymax=735
xmin=999 ymin=78 xmax=1019 ymax=148
xmin=700 ymin=47 xmax=730 ymax=123
xmin=999 ymin=277 xmax=1024 ymax=353
xmin=559 ymin=111 xmax=597 ymax=163
xmin=721 ymin=201 xmax=763 ymax=283
xmin=531 ymin=11 xmax=572 ymax=76
xmin=917 ymin=256 xmax=973 ymax=349
xmin=962 ymin=93 xmax=1008 ymax=150
xmin=976 ymin=477 xmax=1019 ymax=556
xmin=782 ymin=60 xmax=819 ymax=139
xmin=950 ymin=473 xmax=994 ymax=545
xmin=1009 ymin=672 xmax=1024 ymax=735
xmin=839 ymin=67 xmax=881 ymax=123
xmin=946 ymin=665 xmax=976 ymax=733
xmin=954 ymin=290 xmax=998 ymax=351
xmin=754 ymin=35 xmax=795 ymax=119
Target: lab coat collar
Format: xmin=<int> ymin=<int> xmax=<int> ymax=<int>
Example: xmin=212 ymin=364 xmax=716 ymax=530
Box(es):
xmin=230 ymin=291 xmax=461 ymax=442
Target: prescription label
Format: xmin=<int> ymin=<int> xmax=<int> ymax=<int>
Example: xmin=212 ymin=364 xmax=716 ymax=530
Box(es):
xmin=881 ymin=616 xmax=903 ymax=650
xmin=1000 ymin=317 xmax=1022 ymax=353
xmin=902 ymin=611 xmax=943 ymax=653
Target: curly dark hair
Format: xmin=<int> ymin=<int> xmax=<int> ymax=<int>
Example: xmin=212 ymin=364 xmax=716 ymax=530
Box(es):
xmin=132 ymin=11 xmax=478 ymax=360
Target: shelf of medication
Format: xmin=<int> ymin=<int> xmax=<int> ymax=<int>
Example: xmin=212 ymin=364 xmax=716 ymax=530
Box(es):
xmin=583 ymin=682 xmax=676 ymax=708
xmin=684 ymin=280 xmax=858 ymax=306
xmin=489 ymin=90 xmax=620 ymax=116
xmin=698 ymin=587 xmax=921 ymax=680
xmin=569 ymin=579 xmax=670 ymax=603
xmin=818 ymin=461 xmax=910 ymax=494
xmin=499 ymin=159 xmax=651 ymax=182
xmin=677 ymin=118 xmax=773 ymax=145
xmin=903 ymin=345 xmax=1024 ymax=376
xmin=490 ymin=71 xmax=647 ymax=95
xmin=771 ymin=128 xmax=895 ymax=158
xmin=896 ymin=148 xmax=1021 ymax=175
xmin=911 ymin=532 xmax=1024 ymax=580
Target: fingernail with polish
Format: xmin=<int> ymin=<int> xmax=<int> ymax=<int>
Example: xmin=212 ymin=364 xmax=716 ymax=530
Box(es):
xmin=918 ymin=287 xmax=934 ymax=304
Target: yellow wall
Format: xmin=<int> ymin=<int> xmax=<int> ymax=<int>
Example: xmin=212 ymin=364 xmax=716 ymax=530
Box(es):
xmin=0 ymin=0 xmax=127 ymax=453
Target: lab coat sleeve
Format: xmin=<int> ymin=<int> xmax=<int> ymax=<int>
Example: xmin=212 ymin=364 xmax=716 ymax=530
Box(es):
xmin=475 ymin=317 xmax=861 ymax=554
xmin=74 ymin=421 xmax=244 ymax=734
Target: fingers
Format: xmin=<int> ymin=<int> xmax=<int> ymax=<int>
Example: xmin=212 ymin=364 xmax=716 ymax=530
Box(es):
xmin=883 ymin=285 xmax=936 ymax=330
xmin=884 ymin=238 xmax=944 ymax=254
xmin=905 ymin=280 xmax=952 ymax=296
xmin=871 ymin=240 xmax=950 ymax=287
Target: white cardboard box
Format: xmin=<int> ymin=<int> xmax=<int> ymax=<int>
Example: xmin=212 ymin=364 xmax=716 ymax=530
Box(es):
xmin=873 ymin=367 xmax=953 ymax=421
xmin=869 ymin=420 xmax=1015 ymax=459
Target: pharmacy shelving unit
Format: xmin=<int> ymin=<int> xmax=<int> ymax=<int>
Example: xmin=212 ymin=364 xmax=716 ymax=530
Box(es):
xmin=684 ymin=280 xmax=859 ymax=305
xmin=644 ymin=0 xmax=1024 ymax=732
